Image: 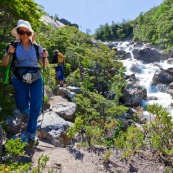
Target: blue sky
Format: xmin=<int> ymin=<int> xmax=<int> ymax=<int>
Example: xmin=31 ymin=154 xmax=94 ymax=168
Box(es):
xmin=34 ymin=0 xmax=163 ymax=33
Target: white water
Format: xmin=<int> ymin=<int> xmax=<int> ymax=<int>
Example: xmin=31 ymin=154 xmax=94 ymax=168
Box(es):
xmin=110 ymin=41 xmax=173 ymax=116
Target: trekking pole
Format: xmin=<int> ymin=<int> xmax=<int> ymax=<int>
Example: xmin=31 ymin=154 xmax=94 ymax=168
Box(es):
xmin=4 ymin=57 xmax=11 ymax=85
xmin=3 ymin=42 xmax=15 ymax=99
xmin=4 ymin=42 xmax=14 ymax=85
xmin=40 ymin=48 xmax=46 ymax=128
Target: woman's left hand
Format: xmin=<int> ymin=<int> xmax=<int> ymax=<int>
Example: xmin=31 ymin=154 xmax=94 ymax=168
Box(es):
xmin=42 ymin=49 xmax=49 ymax=58
xmin=40 ymin=49 xmax=49 ymax=67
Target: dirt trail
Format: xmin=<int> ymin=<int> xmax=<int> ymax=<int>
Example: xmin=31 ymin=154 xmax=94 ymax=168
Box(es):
xmin=29 ymin=140 xmax=167 ymax=173
xmin=31 ymin=140 xmax=105 ymax=173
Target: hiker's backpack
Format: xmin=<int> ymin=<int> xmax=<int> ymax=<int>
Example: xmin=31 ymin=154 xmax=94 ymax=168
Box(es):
xmin=51 ymin=54 xmax=58 ymax=64
xmin=51 ymin=52 xmax=64 ymax=65
xmin=5 ymin=42 xmax=40 ymax=83
xmin=57 ymin=52 xmax=64 ymax=63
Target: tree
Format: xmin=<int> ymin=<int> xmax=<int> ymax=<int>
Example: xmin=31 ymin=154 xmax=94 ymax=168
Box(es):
xmin=85 ymin=28 xmax=92 ymax=35
xmin=0 ymin=0 xmax=44 ymax=41
xmin=54 ymin=14 xmax=59 ymax=20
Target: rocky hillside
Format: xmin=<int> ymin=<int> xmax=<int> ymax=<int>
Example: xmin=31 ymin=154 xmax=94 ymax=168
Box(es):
xmin=41 ymin=15 xmax=65 ymax=28
xmin=41 ymin=15 xmax=79 ymax=29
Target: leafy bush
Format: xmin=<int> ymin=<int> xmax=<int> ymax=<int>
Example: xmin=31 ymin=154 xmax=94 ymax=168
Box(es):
xmin=68 ymin=92 xmax=128 ymax=146
xmin=115 ymin=124 xmax=145 ymax=158
xmin=0 ymin=65 xmax=15 ymax=121
xmin=146 ymin=104 xmax=173 ymax=158
xmin=42 ymin=64 xmax=56 ymax=91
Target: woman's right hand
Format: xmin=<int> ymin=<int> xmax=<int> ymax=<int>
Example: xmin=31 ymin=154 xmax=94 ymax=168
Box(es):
xmin=2 ymin=45 xmax=15 ymax=67
xmin=7 ymin=45 xmax=15 ymax=54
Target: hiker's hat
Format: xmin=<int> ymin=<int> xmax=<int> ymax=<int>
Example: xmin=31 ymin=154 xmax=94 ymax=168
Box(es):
xmin=53 ymin=49 xmax=59 ymax=53
xmin=11 ymin=19 xmax=37 ymax=44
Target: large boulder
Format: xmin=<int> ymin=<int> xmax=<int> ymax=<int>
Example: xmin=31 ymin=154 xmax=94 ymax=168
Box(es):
xmin=134 ymin=48 xmax=169 ymax=63
xmin=153 ymin=69 xmax=173 ymax=85
xmin=37 ymin=111 xmax=73 ymax=147
xmin=120 ymin=82 xmax=147 ymax=107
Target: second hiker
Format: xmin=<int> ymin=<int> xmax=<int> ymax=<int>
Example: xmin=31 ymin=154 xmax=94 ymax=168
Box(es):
xmin=51 ymin=49 xmax=65 ymax=87
xmin=2 ymin=19 xmax=49 ymax=143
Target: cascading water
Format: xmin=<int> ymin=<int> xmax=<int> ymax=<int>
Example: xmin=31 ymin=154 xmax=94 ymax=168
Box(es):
xmin=108 ymin=41 xmax=173 ymax=117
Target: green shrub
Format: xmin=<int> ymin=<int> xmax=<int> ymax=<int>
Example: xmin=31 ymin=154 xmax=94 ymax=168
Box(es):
xmin=146 ymin=104 xmax=173 ymax=158
xmin=115 ymin=124 xmax=145 ymax=158
xmin=0 ymin=65 xmax=15 ymax=121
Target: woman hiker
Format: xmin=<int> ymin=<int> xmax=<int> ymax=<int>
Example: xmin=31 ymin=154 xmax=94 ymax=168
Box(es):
xmin=2 ymin=19 xmax=49 ymax=144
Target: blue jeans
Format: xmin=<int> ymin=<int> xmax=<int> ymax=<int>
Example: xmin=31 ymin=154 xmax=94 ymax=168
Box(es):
xmin=12 ymin=77 xmax=43 ymax=134
xmin=56 ymin=65 xmax=64 ymax=80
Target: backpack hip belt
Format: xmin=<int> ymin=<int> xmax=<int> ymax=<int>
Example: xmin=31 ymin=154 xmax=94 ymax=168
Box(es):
xmin=14 ymin=67 xmax=41 ymax=84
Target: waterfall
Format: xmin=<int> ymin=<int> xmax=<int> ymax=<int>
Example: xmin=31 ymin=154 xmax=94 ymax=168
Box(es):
xmin=107 ymin=41 xmax=173 ymax=116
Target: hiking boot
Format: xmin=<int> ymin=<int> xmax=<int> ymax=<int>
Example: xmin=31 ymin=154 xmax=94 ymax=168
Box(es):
xmin=28 ymin=133 xmax=39 ymax=146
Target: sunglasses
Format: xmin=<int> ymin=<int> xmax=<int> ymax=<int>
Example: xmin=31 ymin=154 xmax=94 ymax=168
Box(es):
xmin=17 ymin=30 xmax=32 ymax=36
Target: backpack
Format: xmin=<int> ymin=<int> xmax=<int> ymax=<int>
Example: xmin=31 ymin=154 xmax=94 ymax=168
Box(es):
xmin=5 ymin=42 xmax=40 ymax=83
xmin=51 ymin=54 xmax=58 ymax=64
xmin=51 ymin=53 xmax=64 ymax=65
xmin=57 ymin=52 xmax=64 ymax=63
